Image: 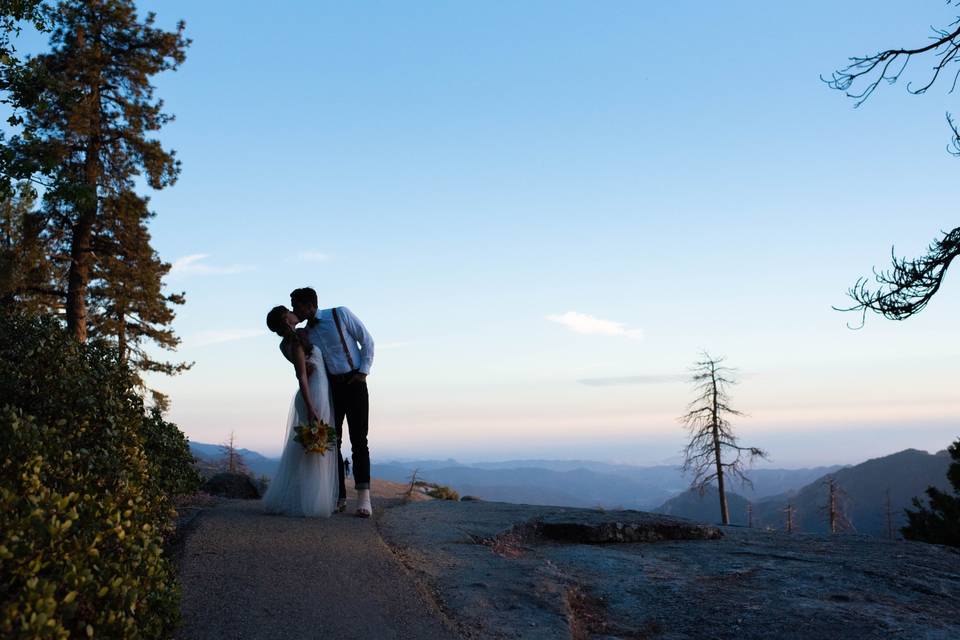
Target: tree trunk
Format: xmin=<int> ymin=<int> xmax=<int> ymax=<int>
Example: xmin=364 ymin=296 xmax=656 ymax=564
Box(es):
xmin=712 ymin=422 xmax=729 ymax=525
xmin=710 ymin=363 xmax=730 ymax=525
xmin=117 ymin=306 xmax=126 ymax=363
xmin=65 ymin=213 xmax=94 ymax=341
xmin=65 ymin=24 xmax=102 ymax=342
xmin=828 ymin=479 xmax=837 ymax=534
xmin=885 ymin=489 xmax=894 ymax=539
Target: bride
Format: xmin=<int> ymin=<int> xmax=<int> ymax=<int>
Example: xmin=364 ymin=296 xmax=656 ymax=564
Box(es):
xmin=262 ymin=305 xmax=338 ymax=517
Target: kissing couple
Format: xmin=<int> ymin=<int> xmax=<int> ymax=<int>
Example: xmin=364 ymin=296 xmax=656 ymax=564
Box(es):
xmin=261 ymin=287 xmax=375 ymax=518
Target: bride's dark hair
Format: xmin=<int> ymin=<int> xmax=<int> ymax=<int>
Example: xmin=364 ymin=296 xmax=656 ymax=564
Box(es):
xmin=266 ymin=305 xmax=313 ymax=356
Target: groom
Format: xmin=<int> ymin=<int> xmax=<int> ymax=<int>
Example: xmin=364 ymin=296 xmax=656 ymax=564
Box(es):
xmin=290 ymin=287 xmax=375 ymax=517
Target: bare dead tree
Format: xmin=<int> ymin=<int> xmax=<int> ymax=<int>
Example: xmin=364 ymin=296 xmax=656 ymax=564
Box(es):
xmin=784 ymin=502 xmax=796 ymax=534
xmin=884 ymin=488 xmax=896 ymax=540
xmin=679 ymin=353 xmax=768 ymax=525
xmin=403 ymin=468 xmax=421 ymax=503
xmin=819 ymin=476 xmax=855 ymax=534
xmin=825 ymin=8 xmax=960 ymax=324
xmin=218 ymin=431 xmax=249 ymax=475
xmin=747 ymin=502 xmax=753 ymax=528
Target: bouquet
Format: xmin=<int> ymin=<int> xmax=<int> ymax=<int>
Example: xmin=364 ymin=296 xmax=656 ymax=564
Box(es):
xmin=293 ymin=419 xmax=337 ymax=455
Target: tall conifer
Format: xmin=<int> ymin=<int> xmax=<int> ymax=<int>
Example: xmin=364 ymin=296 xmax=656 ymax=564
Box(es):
xmin=88 ymin=190 xmax=190 ymax=409
xmin=7 ymin=0 xmax=188 ymax=341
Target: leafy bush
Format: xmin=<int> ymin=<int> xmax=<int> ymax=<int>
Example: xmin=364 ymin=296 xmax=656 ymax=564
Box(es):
xmin=141 ymin=407 xmax=201 ymax=497
xmin=0 ymin=410 xmax=178 ymax=638
xmin=0 ymin=313 xmax=190 ymax=637
xmin=903 ymin=438 xmax=960 ymax=547
xmin=426 ymin=484 xmax=460 ymax=501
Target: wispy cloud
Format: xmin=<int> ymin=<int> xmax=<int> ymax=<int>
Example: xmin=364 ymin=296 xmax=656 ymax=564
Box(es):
xmin=170 ymin=254 xmax=254 ymax=277
xmin=578 ymin=374 xmax=686 ymax=387
xmin=546 ymin=311 xmax=643 ymax=339
xmin=189 ymin=329 xmax=268 ymax=348
xmin=292 ymin=251 xmax=331 ymax=263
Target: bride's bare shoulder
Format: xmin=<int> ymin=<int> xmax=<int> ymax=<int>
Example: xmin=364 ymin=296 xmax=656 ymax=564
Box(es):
xmin=279 ymin=336 xmax=298 ymax=358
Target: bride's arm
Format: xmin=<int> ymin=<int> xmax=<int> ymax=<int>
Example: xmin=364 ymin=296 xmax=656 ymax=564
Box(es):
xmin=290 ymin=343 xmax=322 ymax=423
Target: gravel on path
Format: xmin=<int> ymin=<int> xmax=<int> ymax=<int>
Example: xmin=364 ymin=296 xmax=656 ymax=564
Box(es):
xmin=176 ymin=497 xmax=460 ymax=640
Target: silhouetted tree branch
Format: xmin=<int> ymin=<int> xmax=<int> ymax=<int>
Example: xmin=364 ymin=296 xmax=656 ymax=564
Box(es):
xmin=835 ymin=227 xmax=960 ymax=326
xmin=827 ymin=10 xmax=960 ymax=324
xmin=824 ymin=4 xmax=960 ymax=151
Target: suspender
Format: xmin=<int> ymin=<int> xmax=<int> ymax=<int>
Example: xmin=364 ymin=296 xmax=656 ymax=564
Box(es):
xmin=331 ymin=307 xmax=357 ymax=371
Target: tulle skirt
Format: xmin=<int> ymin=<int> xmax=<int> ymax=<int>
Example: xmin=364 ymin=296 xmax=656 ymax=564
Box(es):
xmin=263 ymin=364 xmax=338 ymax=517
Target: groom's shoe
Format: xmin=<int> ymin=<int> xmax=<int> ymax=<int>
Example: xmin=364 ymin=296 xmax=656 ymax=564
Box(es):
xmin=355 ymin=489 xmax=372 ymax=518
xmin=336 ymin=498 xmax=347 ymax=513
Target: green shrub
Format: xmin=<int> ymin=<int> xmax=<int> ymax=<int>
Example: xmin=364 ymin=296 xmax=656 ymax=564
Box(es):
xmin=902 ymin=438 xmax=960 ymax=547
xmin=426 ymin=484 xmax=460 ymax=501
xmin=0 ymin=410 xmax=178 ymax=639
xmin=141 ymin=408 xmax=201 ymax=497
xmin=0 ymin=313 xmax=187 ymax=637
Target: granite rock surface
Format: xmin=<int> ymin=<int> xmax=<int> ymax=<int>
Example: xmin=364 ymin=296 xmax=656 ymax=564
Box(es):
xmin=379 ymin=501 xmax=960 ymax=639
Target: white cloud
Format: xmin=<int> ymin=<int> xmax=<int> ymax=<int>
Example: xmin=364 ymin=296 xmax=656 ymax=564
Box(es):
xmin=293 ymin=251 xmax=331 ymax=263
xmin=189 ymin=329 xmax=269 ymax=348
xmin=578 ymin=374 xmax=685 ymax=386
xmin=170 ymin=254 xmax=254 ymax=276
xmin=546 ymin=311 xmax=643 ymax=340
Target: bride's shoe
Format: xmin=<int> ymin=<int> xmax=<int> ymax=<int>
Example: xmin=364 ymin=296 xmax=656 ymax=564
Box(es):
xmin=355 ymin=489 xmax=372 ymax=518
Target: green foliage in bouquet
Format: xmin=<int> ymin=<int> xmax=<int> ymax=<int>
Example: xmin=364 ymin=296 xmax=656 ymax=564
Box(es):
xmin=0 ymin=312 xmax=193 ymax=637
xmin=293 ymin=419 xmax=337 ymax=455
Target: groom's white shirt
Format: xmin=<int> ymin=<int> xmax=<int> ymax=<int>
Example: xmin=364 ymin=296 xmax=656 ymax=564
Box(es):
xmin=306 ymin=306 xmax=375 ymax=376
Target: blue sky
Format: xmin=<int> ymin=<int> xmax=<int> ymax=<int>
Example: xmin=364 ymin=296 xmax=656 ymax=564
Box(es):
xmin=85 ymin=1 xmax=960 ymax=464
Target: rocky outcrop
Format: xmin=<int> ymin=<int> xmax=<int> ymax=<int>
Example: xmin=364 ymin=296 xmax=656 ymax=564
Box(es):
xmin=202 ymin=472 xmax=260 ymax=499
xmin=380 ymin=500 xmax=960 ymax=639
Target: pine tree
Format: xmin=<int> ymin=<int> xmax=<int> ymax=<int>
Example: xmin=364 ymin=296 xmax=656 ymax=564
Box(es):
xmin=87 ymin=190 xmax=190 ymax=409
xmin=0 ymin=3 xmax=49 ymax=198
xmin=0 ymin=182 xmax=64 ymax=312
xmin=5 ymin=0 xmax=188 ymax=342
xmin=902 ymin=439 xmax=960 ymax=547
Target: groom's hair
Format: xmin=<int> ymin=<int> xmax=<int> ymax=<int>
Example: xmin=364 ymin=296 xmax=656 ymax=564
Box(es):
xmin=290 ymin=287 xmax=318 ymax=308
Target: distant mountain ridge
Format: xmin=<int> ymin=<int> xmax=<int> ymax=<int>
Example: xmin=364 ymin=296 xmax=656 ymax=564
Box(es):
xmin=372 ymin=459 xmax=844 ymax=511
xmin=187 ymin=441 xmax=950 ymax=535
xmin=189 ymin=442 xmax=279 ymax=479
xmin=655 ymin=448 xmax=952 ymax=537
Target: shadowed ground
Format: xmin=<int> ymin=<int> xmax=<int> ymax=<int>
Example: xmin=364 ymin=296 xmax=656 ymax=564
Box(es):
xmin=176 ymin=484 xmax=458 ymax=640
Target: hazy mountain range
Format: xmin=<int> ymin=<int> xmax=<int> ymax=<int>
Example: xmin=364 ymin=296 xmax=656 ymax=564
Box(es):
xmin=188 ymin=442 xmax=953 ymax=537
xmin=189 ymin=442 xmax=842 ymax=509
xmin=655 ymin=448 xmax=953 ymax=537
xmin=189 ymin=442 xmax=280 ymax=479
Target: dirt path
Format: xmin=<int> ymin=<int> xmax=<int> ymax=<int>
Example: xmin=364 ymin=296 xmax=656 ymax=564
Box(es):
xmin=176 ymin=490 xmax=460 ymax=640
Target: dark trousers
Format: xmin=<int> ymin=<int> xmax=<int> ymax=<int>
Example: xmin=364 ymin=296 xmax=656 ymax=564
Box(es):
xmin=330 ymin=375 xmax=370 ymax=499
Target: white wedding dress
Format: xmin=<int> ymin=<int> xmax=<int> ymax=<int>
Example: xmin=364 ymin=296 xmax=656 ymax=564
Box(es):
xmin=263 ymin=344 xmax=338 ymax=517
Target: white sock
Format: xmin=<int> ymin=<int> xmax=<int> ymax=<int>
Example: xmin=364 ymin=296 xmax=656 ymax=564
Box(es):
xmin=357 ymin=489 xmax=371 ymax=512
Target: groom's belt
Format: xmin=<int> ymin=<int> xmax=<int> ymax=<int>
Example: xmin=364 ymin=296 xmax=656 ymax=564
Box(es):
xmin=328 ymin=370 xmax=358 ymax=382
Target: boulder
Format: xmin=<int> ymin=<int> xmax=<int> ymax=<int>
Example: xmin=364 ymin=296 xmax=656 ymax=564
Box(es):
xmin=203 ymin=472 xmax=260 ymax=499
